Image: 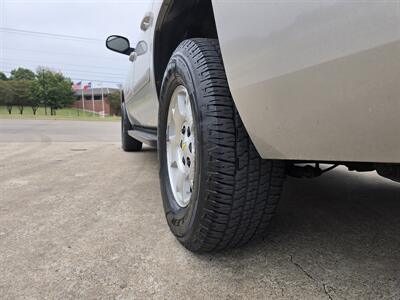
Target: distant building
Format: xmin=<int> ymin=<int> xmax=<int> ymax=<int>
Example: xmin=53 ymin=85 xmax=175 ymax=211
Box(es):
xmin=72 ymin=88 xmax=119 ymax=116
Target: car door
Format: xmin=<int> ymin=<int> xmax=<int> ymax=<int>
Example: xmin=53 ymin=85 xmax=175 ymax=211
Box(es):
xmin=125 ymin=2 xmax=159 ymax=128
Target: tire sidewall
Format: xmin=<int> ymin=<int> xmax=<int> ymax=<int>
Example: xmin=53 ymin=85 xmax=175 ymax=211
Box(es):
xmin=158 ymin=51 xmax=207 ymax=248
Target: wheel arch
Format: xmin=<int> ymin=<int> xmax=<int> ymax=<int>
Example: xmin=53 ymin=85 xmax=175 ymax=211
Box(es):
xmin=153 ymin=0 xmax=218 ymax=100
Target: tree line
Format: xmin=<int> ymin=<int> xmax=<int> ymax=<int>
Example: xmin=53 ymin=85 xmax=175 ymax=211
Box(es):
xmin=0 ymin=67 xmax=75 ymax=115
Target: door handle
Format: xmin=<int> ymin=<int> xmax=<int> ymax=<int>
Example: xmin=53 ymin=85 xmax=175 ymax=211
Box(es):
xmin=140 ymin=12 xmax=153 ymax=31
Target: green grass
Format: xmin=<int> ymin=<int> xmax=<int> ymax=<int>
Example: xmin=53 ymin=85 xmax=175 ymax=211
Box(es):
xmin=0 ymin=106 xmax=120 ymax=121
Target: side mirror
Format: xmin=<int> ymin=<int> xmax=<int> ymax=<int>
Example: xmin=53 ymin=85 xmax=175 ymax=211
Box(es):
xmin=106 ymin=35 xmax=134 ymax=55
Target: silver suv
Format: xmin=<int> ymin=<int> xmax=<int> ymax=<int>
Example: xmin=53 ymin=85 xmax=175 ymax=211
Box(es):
xmin=106 ymin=1 xmax=400 ymax=252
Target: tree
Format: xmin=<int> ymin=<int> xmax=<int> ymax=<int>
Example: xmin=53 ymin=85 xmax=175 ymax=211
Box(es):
xmin=108 ymin=91 xmax=121 ymax=116
xmin=9 ymin=80 xmax=31 ymax=114
xmin=0 ymin=81 xmax=6 ymax=106
xmin=0 ymin=72 xmax=8 ymax=81
xmin=10 ymin=68 xmax=35 ymax=81
xmin=28 ymin=81 xmax=41 ymax=115
xmin=0 ymin=81 xmax=14 ymax=114
xmin=31 ymin=68 xmax=74 ymax=115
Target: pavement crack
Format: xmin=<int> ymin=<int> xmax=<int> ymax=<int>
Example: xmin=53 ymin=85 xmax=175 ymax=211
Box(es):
xmin=289 ymin=254 xmax=315 ymax=281
xmin=290 ymin=255 xmax=336 ymax=300
xmin=323 ymin=284 xmax=334 ymax=300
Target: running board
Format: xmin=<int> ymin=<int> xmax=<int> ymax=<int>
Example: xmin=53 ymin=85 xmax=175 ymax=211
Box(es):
xmin=128 ymin=128 xmax=157 ymax=148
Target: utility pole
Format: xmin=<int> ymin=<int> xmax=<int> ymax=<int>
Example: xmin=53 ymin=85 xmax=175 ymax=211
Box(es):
xmin=91 ymin=83 xmax=95 ymax=116
xmin=81 ymin=82 xmax=85 ymax=112
xmin=101 ymin=83 xmax=105 ymax=118
xmin=42 ymin=70 xmax=47 ymax=115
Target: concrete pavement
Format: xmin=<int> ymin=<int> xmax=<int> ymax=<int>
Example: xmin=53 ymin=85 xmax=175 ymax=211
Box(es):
xmin=0 ymin=119 xmax=399 ymax=299
xmin=0 ymin=119 xmax=120 ymax=142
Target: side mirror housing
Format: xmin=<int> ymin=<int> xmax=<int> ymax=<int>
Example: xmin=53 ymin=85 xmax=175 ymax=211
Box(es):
xmin=106 ymin=35 xmax=134 ymax=55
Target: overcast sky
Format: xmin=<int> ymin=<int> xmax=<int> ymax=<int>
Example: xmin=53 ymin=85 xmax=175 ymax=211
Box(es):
xmin=0 ymin=0 xmax=152 ymax=87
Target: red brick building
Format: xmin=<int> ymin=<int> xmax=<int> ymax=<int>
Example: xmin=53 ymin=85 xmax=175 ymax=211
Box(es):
xmin=72 ymin=88 xmax=119 ymax=116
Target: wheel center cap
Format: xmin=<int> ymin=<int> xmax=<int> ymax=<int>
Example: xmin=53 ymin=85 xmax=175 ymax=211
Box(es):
xmin=182 ymin=141 xmax=187 ymax=152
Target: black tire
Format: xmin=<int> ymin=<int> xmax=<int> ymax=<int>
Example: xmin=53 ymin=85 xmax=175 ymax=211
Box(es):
xmin=121 ymin=102 xmax=142 ymax=152
xmin=158 ymin=38 xmax=286 ymax=252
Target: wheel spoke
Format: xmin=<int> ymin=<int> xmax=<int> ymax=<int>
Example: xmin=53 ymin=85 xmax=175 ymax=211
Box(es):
xmin=166 ymin=85 xmax=195 ymax=208
xmin=167 ymin=124 xmax=179 ymax=146
xmin=173 ymin=93 xmax=187 ymax=126
xmin=185 ymin=95 xmax=193 ymax=125
xmin=175 ymin=171 xmax=185 ymax=201
xmin=189 ymin=157 xmax=195 ymax=181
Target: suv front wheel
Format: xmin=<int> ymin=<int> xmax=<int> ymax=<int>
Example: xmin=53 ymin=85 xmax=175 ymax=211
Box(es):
xmin=158 ymin=38 xmax=286 ymax=252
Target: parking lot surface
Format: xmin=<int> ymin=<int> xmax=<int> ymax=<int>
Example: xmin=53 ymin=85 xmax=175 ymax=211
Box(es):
xmin=1 ymin=119 xmax=399 ymax=299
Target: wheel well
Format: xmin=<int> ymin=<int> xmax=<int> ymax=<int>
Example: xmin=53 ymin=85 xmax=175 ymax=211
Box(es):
xmin=153 ymin=0 xmax=218 ymax=98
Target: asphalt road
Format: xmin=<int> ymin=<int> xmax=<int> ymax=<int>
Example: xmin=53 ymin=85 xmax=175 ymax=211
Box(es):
xmin=1 ymin=119 xmax=399 ymax=299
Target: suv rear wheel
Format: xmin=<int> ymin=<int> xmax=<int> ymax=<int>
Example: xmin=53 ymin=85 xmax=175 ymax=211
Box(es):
xmin=158 ymin=38 xmax=286 ymax=252
xmin=121 ymin=102 xmax=142 ymax=152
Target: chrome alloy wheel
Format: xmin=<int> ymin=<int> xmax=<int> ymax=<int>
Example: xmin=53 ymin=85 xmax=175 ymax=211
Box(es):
xmin=166 ymin=85 xmax=195 ymax=208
